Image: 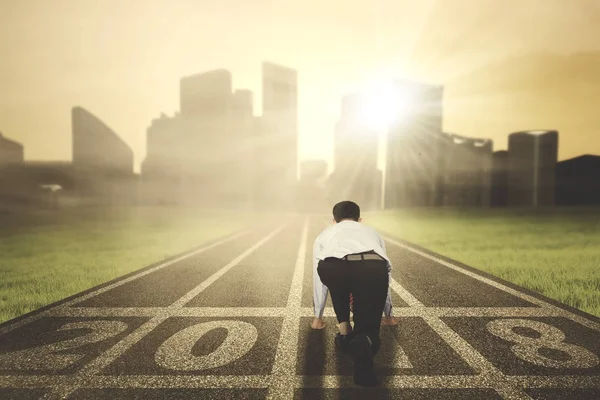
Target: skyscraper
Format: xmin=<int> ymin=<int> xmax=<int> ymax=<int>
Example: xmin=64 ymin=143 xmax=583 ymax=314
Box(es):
xmin=507 ymin=130 xmax=559 ymax=207
xmin=142 ymin=69 xmax=256 ymax=207
xmin=180 ymin=69 xmax=233 ymax=117
xmin=385 ymin=80 xmax=444 ymax=208
xmin=255 ymin=62 xmax=298 ymax=210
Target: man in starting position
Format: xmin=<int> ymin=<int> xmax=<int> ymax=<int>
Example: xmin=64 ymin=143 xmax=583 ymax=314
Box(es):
xmin=311 ymin=200 xmax=399 ymax=386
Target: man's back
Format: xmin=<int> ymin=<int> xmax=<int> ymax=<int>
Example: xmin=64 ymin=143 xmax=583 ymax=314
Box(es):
xmin=315 ymin=220 xmax=391 ymax=267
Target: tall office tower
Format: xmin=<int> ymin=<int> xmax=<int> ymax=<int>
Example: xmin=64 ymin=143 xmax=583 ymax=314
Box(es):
xmin=507 ymin=130 xmax=558 ymax=207
xmin=491 ymin=150 xmax=509 ymax=207
xmin=385 ymin=80 xmax=444 ymax=208
xmin=441 ymin=134 xmax=493 ymax=207
xmin=72 ymin=107 xmax=134 ymax=175
xmin=257 ymin=62 xmax=298 ymax=210
xmin=142 ymin=69 xmax=255 ymax=207
xmin=180 ymin=69 xmax=233 ymax=117
xmin=0 ymin=133 xmax=24 ymax=164
xmin=329 ymin=93 xmax=381 ymax=211
xmin=555 ymin=155 xmax=600 ymax=206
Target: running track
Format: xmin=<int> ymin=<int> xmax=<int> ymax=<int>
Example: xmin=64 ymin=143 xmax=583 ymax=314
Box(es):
xmin=0 ymin=216 xmax=599 ymax=399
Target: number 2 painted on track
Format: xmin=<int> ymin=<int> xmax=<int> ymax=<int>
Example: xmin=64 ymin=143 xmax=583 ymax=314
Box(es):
xmin=0 ymin=319 xmax=259 ymax=372
xmin=0 ymin=320 xmax=129 ymax=371
xmin=487 ymin=319 xmax=599 ymax=369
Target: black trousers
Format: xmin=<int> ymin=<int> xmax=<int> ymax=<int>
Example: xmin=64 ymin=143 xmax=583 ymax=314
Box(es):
xmin=317 ymin=254 xmax=389 ymax=354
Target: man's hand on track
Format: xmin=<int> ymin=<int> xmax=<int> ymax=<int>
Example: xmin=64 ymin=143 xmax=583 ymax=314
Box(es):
xmin=382 ymin=316 xmax=400 ymax=326
xmin=311 ymin=317 xmax=326 ymax=329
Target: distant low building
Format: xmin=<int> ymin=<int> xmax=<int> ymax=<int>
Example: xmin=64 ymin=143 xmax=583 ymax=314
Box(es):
xmin=491 ymin=150 xmax=509 ymax=207
xmin=555 ymin=154 xmax=600 ymax=206
xmin=440 ymin=133 xmax=493 ymax=207
xmin=0 ymin=133 xmax=24 ymax=164
xmin=507 ymin=130 xmax=558 ymax=207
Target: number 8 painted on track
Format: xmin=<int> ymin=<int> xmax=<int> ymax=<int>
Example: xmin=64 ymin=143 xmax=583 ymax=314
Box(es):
xmin=487 ymin=319 xmax=599 ymax=369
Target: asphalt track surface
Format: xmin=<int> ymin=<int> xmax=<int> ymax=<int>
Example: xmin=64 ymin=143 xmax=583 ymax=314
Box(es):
xmin=0 ymin=216 xmax=599 ymax=400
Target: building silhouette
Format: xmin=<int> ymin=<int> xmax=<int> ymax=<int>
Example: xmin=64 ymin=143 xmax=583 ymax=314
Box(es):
xmin=508 ymin=130 xmax=559 ymax=207
xmin=71 ymin=107 xmax=137 ymax=203
xmin=142 ymin=69 xmax=255 ymax=207
xmin=1 ymin=108 xmax=136 ymax=207
xmin=385 ymin=80 xmax=444 ymax=208
xmin=440 ymin=133 xmax=493 ymax=207
xmin=555 ymin=154 xmax=600 ymax=206
xmin=328 ymin=93 xmax=382 ymax=211
xmin=491 ymin=150 xmax=509 ymax=207
xmin=255 ymin=62 xmax=298 ymax=211
xmin=0 ymin=133 xmax=24 ymax=164
xmin=72 ymin=107 xmax=134 ymax=175
xmin=180 ymin=69 xmax=233 ymax=118
xmin=142 ymin=64 xmax=296 ymax=209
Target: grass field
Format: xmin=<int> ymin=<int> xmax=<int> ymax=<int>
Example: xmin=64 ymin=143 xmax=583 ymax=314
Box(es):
xmin=0 ymin=207 xmax=256 ymax=323
xmin=366 ymin=207 xmax=600 ymax=317
xmin=2 ymin=206 xmax=599 ymax=324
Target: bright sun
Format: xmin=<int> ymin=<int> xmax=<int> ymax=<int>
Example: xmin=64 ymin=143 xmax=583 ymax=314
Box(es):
xmin=357 ymin=78 xmax=410 ymax=131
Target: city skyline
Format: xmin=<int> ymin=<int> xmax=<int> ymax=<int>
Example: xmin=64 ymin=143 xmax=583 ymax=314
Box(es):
xmin=2 ymin=0 xmax=600 ymax=173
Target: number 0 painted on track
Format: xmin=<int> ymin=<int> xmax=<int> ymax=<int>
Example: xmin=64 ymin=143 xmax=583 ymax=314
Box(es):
xmin=487 ymin=318 xmax=599 ymax=369
xmin=155 ymin=320 xmax=259 ymax=371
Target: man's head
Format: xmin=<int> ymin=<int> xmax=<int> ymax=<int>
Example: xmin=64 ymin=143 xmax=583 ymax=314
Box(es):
xmin=332 ymin=201 xmax=361 ymax=223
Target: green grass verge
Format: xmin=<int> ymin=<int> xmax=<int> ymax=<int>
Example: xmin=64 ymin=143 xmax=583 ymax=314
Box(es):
xmin=0 ymin=207 xmax=256 ymax=323
xmin=365 ymin=207 xmax=600 ymax=317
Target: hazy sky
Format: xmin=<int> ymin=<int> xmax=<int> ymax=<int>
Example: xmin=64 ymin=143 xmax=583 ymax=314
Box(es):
xmin=2 ymin=0 xmax=600 ymax=173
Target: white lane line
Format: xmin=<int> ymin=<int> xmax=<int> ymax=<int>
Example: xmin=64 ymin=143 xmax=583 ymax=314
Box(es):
xmin=0 ymin=228 xmax=252 ymax=336
xmin=45 ymin=305 xmax=567 ymax=319
xmin=171 ymin=225 xmax=286 ymax=307
xmin=3 ymin=374 xmax=598 ymax=390
xmin=384 ymin=236 xmax=547 ymax=307
xmin=390 ymin=277 xmax=424 ymax=307
xmin=41 ymin=225 xmax=286 ymax=400
xmin=49 ymin=307 xmax=288 ymax=318
xmin=267 ymin=218 xmax=309 ymax=400
xmin=297 ymin=374 xmax=490 ymax=388
xmin=389 ymin=275 xmax=534 ymax=399
xmin=511 ymin=375 xmax=600 ymax=388
xmin=385 ymin=236 xmax=600 ymax=333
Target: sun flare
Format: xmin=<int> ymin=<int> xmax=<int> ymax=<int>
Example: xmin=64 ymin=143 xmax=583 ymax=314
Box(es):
xmin=357 ymin=78 xmax=410 ymax=131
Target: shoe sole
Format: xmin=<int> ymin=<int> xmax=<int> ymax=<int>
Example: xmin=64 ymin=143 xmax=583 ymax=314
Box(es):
xmin=350 ymin=334 xmax=378 ymax=386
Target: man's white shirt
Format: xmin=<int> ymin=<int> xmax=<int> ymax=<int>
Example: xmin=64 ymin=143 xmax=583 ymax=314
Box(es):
xmin=313 ymin=220 xmax=393 ymax=319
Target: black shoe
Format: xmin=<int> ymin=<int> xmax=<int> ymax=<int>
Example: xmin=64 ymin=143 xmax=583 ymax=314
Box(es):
xmin=349 ymin=333 xmax=379 ymax=386
xmin=334 ymin=333 xmax=351 ymax=354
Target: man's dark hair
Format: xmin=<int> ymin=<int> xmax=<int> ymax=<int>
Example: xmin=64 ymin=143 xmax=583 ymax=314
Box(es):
xmin=332 ymin=201 xmax=360 ymax=222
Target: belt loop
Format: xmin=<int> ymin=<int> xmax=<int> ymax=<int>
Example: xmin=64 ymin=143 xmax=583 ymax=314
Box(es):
xmin=361 ymin=254 xmax=364 ymax=260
